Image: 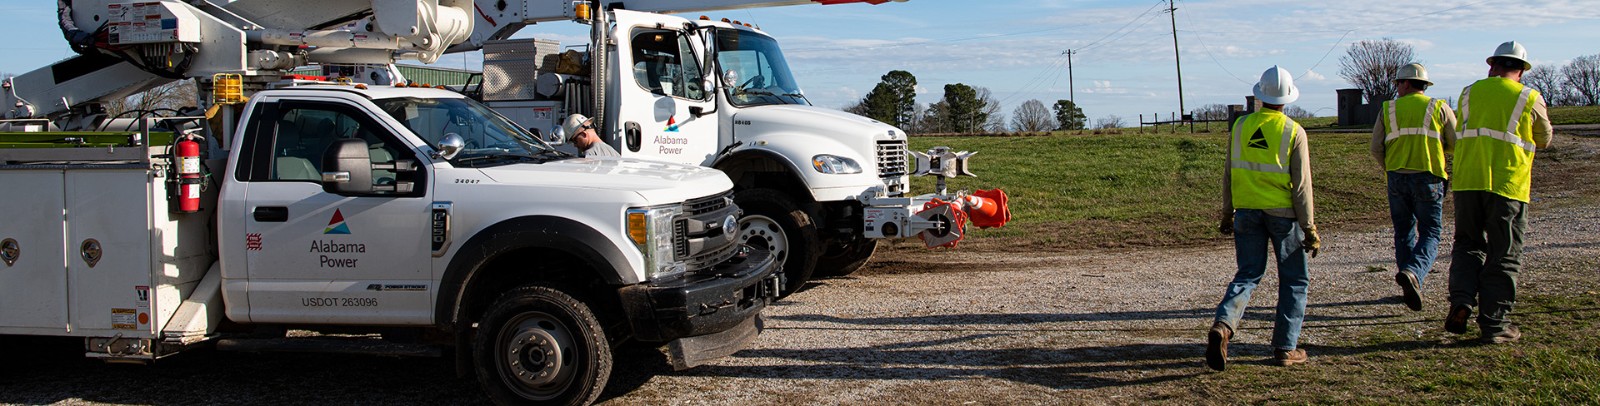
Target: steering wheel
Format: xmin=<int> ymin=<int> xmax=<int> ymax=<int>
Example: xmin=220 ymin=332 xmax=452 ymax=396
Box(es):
xmin=738 ymin=74 xmax=766 ymax=92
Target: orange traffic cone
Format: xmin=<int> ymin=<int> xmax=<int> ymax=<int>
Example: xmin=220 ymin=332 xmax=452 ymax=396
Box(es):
xmin=961 ymin=189 xmax=1011 ymax=229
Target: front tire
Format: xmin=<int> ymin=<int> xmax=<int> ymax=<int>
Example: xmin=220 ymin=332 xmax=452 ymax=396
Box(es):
xmin=735 ymin=189 xmax=820 ymax=297
xmin=474 ymin=285 xmax=611 ymax=406
xmin=813 ymin=239 xmax=878 ymax=278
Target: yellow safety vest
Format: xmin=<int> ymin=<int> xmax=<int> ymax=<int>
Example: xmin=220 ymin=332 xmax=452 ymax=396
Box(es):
xmin=1454 ymin=77 xmax=1542 ymax=202
xmin=1381 ymin=94 xmax=1450 ymax=179
xmin=1230 ymin=109 xmax=1300 ymax=209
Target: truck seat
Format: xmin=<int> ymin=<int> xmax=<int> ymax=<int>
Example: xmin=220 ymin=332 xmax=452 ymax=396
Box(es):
xmin=273 ymin=120 xmax=320 ymax=181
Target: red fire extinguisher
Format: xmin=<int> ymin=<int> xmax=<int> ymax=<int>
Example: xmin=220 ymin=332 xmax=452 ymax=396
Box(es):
xmin=175 ymin=134 xmax=202 ymax=213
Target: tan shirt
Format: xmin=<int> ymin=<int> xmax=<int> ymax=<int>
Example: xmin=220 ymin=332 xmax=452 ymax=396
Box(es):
xmin=1527 ymin=95 xmax=1554 ymax=149
xmin=1369 ymin=93 xmax=1458 ymax=172
xmin=1222 ymin=112 xmax=1317 ymax=232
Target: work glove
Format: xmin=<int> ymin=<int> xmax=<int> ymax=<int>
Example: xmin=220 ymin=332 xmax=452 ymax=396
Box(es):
xmin=1218 ymin=215 xmax=1234 ymax=235
xmin=1302 ymin=226 xmax=1321 ymax=258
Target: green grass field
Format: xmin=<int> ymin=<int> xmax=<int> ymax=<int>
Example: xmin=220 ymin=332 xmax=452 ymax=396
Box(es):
xmin=909 ymin=127 xmax=1598 ymax=250
xmin=1192 ymin=291 xmax=1600 ymax=403
xmin=1549 ymin=105 xmax=1600 ymax=126
xmin=909 ymin=131 xmax=1390 ymax=249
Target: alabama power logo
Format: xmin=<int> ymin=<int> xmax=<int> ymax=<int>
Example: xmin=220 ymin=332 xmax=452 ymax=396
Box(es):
xmin=324 ymin=209 xmax=351 ymax=234
xmin=663 ymin=115 xmax=681 ymax=132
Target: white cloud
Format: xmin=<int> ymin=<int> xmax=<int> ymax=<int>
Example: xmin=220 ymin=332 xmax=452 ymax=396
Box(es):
xmin=1083 ymin=80 xmax=1128 ymax=95
xmin=1298 ymin=70 xmax=1327 ymax=82
xmin=1393 ymin=38 xmax=1436 ymax=51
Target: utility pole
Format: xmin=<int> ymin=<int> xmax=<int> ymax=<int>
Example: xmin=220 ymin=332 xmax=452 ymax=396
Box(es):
xmin=1062 ymin=49 xmax=1077 ymax=103
xmin=1168 ymin=0 xmax=1185 ymax=116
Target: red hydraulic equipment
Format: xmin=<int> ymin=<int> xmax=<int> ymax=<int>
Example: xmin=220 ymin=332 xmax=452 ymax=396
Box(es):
xmin=907 ymin=147 xmax=1012 ymax=248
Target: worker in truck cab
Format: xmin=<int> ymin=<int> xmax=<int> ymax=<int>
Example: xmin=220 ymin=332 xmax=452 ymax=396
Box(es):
xmin=563 ymin=113 xmax=621 ymax=157
xmin=1370 ymin=62 xmax=1457 ymax=313
xmin=1207 ymin=65 xmax=1320 ymax=371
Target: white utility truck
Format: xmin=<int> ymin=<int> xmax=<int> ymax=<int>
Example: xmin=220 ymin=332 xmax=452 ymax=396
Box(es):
xmin=1 ymin=0 xmax=780 ymax=404
xmin=0 ymin=81 xmax=778 ymax=405
xmin=460 ymin=0 xmax=1011 ymax=294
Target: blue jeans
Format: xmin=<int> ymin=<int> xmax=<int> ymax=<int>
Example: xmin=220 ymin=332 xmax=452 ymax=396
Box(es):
xmin=1214 ymin=209 xmax=1309 ymax=351
xmin=1387 ymin=172 xmax=1447 ymax=284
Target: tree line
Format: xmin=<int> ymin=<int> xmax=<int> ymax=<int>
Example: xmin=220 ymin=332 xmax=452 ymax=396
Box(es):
xmin=842 ymin=70 xmax=1102 ymax=134
xmin=1525 ymin=54 xmax=1600 ymax=107
xmin=1340 ymin=38 xmax=1599 ymax=108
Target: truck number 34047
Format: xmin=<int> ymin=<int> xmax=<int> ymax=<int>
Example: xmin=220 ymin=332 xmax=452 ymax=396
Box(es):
xmin=302 ymin=298 xmax=379 ymax=307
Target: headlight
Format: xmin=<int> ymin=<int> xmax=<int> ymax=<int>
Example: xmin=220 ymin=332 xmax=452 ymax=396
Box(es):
xmin=626 ymin=205 xmax=686 ymax=280
xmin=812 ymin=154 xmax=862 ymax=174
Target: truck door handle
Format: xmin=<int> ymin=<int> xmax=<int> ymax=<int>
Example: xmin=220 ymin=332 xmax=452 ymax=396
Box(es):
xmin=624 ymin=121 xmax=641 ymax=152
xmin=253 ymin=206 xmax=288 ymax=222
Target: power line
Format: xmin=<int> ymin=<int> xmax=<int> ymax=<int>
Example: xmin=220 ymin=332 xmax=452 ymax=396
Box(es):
xmin=1176 ymin=0 xmax=1249 ymax=85
xmin=1075 ymin=0 xmax=1169 ymax=52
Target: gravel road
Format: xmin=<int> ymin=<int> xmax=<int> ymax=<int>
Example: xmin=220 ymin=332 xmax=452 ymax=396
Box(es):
xmin=3 ymin=205 xmax=1596 ymax=405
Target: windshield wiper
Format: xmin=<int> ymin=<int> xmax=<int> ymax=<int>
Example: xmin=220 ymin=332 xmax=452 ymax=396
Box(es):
xmin=452 ymin=152 xmax=540 ymax=165
xmin=533 ymin=149 xmax=575 ymax=159
xmin=781 ymin=92 xmax=810 ymax=104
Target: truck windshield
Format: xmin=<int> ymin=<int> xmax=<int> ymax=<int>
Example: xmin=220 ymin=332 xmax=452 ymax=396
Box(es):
xmin=374 ymin=97 xmax=557 ymax=162
xmin=715 ymin=30 xmax=808 ymax=107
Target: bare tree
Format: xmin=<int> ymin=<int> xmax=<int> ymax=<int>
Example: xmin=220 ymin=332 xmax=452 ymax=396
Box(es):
xmin=1192 ymin=103 xmax=1231 ymax=121
xmin=985 ymin=113 xmax=1008 ymax=132
xmin=1562 ymin=54 xmax=1600 ymax=106
xmin=1095 ymin=114 xmax=1125 ymax=129
xmin=1338 ymin=38 xmax=1416 ymax=104
xmin=1523 ymin=64 xmax=1572 ymax=107
xmin=1009 ymin=99 xmax=1056 ymax=132
xmin=975 ymin=87 xmax=1003 ymax=132
xmin=1283 ymin=105 xmax=1314 ymax=119
xmin=105 ymin=79 xmax=199 ymax=116
xmin=842 ymin=99 xmax=870 ymax=116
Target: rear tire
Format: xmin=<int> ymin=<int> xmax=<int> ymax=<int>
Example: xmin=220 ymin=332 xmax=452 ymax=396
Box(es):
xmin=735 ymin=189 xmax=820 ymax=298
xmin=812 ymin=239 xmax=878 ymax=278
xmin=474 ymin=284 xmax=611 ymax=406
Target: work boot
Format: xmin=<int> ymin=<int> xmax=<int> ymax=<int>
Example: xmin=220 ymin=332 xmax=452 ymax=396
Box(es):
xmin=1482 ymin=325 xmax=1522 ymax=344
xmin=1205 ymin=321 xmax=1231 ymax=371
xmin=1444 ymin=304 xmax=1472 ymax=334
xmin=1274 ymin=349 xmax=1309 ymax=366
xmin=1396 ymin=271 xmax=1423 ymax=311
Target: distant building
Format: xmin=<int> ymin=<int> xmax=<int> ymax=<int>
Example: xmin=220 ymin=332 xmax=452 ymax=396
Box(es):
xmin=1336 ymin=88 xmax=1380 ymax=126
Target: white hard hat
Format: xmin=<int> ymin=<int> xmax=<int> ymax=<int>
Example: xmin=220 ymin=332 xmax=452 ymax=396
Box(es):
xmin=1486 ymin=41 xmax=1531 ymax=71
xmin=1396 ymin=63 xmax=1432 ymax=86
xmin=1253 ymin=65 xmax=1299 ymax=105
xmin=562 ymin=113 xmax=590 ymax=142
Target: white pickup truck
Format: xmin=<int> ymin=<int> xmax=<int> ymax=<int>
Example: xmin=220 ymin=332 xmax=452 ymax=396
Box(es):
xmin=0 ymin=83 xmax=778 ymax=404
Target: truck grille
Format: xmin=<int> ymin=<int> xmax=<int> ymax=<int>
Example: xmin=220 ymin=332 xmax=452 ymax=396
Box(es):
xmin=685 ymin=191 xmax=733 ymax=216
xmin=877 ymin=140 xmax=908 ymax=177
xmin=673 ymin=190 xmax=740 ymax=272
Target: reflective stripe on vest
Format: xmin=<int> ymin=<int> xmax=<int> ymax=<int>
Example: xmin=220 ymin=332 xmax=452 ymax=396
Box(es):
xmin=1229 ymin=111 xmax=1297 ymax=209
xmin=1458 ymin=87 xmax=1537 ymax=153
xmin=1454 ymin=78 xmax=1540 ymax=202
xmin=1382 ymin=95 xmax=1449 ymax=179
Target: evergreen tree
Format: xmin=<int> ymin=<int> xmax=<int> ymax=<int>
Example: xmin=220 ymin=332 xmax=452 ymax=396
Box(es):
xmin=1052 ymin=99 xmax=1087 ymax=130
xmin=859 ymin=70 xmax=919 ymax=128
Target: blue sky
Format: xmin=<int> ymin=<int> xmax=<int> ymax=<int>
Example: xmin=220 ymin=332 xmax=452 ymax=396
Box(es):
xmin=5 ymin=0 xmax=1599 ymax=125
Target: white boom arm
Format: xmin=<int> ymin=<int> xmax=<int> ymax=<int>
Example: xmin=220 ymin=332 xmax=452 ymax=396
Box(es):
xmin=457 ymin=0 xmax=906 ymax=52
xmin=6 ymin=0 xmax=477 ymax=124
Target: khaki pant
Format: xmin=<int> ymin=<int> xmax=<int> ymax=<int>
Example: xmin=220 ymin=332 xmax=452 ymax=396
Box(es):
xmin=1448 ymin=191 xmax=1527 ymax=334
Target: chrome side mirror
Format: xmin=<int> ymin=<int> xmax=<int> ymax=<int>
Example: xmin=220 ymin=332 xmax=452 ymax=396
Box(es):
xmin=721 ymin=70 xmax=740 ymax=88
xmin=438 ymin=133 xmax=465 ymax=160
